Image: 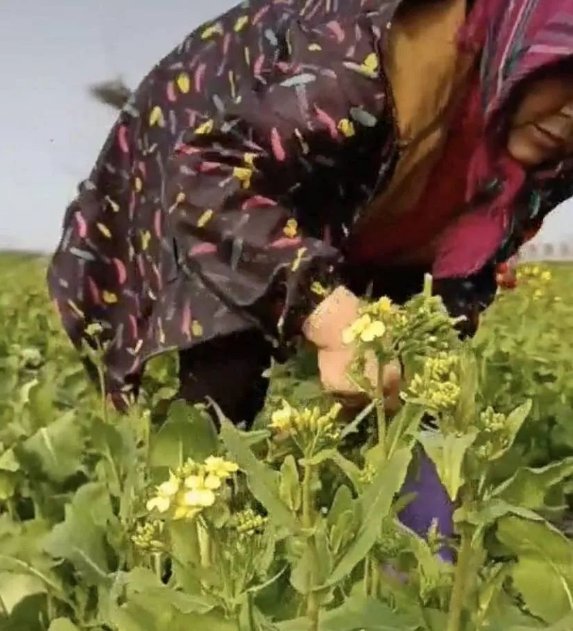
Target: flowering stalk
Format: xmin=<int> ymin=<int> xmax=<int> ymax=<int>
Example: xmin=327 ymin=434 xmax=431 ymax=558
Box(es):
xmin=446 ymin=487 xmax=477 ymax=631
xmin=302 ymin=459 xmax=320 ymax=630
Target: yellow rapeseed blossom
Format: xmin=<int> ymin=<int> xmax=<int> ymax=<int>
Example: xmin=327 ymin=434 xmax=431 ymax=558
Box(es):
xmin=406 ymin=353 xmax=461 ymax=412
xmin=232 ymin=508 xmax=268 ymax=536
xmin=204 ymin=455 xmax=239 ymax=479
xmin=269 ymin=400 xmax=342 ymax=443
xmin=146 ymin=456 xmax=238 ymax=521
xmin=146 ymin=471 xmax=180 ymax=513
xmin=342 ymin=314 xmax=387 ymax=345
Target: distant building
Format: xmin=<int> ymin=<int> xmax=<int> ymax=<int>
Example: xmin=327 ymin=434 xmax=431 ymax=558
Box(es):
xmin=519 ymin=240 xmax=573 ymax=261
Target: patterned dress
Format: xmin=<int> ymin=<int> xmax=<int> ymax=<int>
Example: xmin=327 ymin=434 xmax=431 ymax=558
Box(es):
xmin=48 ymin=0 xmax=573 ymax=408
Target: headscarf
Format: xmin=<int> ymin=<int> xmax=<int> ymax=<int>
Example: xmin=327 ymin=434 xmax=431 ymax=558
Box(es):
xmin=432 ymin=0 xmax=573 ymax=279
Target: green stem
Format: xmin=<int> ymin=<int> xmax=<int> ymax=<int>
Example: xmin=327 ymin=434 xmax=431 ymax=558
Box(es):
xmin=376 ymin=362 xmax=387 ymax=458
xmin=152 ymin=552 xmax=162 ymax=581
xmin=363 ymin=556 xmax=370 ymax=596
xmin=302 ymin=460 xmax=320 ymax=631
xmin=370 ymin=556 xmax=380 ymax=598
xmin=446 ymin=520 xmax=474 ymax=631
xmin=96 ymin=359 xmax=109 ymax=424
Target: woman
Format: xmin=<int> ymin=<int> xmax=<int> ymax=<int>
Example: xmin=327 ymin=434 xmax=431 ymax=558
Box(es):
xmin=48 ymin=0 xmax=573 ymax=545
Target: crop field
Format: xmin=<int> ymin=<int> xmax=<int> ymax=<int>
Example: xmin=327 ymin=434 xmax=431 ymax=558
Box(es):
xmin=1 ymin=252 xmax=573 ymax=631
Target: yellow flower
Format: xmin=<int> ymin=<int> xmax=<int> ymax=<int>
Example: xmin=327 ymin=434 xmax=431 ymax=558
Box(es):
xmin=184 ymin=474 xmax=204 ymax=490
xmin=204 ymin=456 xmax=239 ymax=478
xmin=173 ymin=505 xmax=200 ymax=520
xmin=374 ymin=296 xmax=393 ymax=314
xmin=342 ymin=314 xmax=372 ymax=345
xmin=204 ymin=474 xmax=222 ymax=490
xmin=270 ymin=401 xmax=294 ymax=431
xmin=146 ymin=472 xmax=180 ymax=513
xmin=182 ymin=488 xmax=216 ymax=508
xmin=360 ymin=320 xmax=386 ymax=343
xmin=147 ymin=495 xmax=171 ymax=513
xmin=540 ymin=270 xmax=552 ymax=282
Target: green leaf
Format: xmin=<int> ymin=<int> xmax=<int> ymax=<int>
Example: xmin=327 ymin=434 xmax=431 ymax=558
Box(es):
xmin=385 ymin=404 xmax=424 ymax=456
xmin=0 ymin=571 xmax=46 ymax=615
xmin=327 ymin=485 xmax=354 ymax=530
xmin=279 ymin=456 xmax=301 ymax=512
xmin=418 ymin=431 xmax=477 ymax=501
xmin=0 ymin=448 xmax=19 ymax=473
xmin=303 ymin=449 xmax=362 ymax=491
xmin=291 ymin=521 xmax=333 ymax=596
xmin=18 ymin=412 xmax=85 ymax=482
xmin=48 ymin=620 xmax=80 ymax=631
xmin=42 ymin=483 xmax=114 ymax=585
xmin=494 ymin=401 xmax=532 ymax=459
xmin=454 ymin=351 xmax=479 ymax=429
xmin=493 ymin=458 xmax=573 ymax=510
xmin=322 ymin=448 xmax=411 ymax=587
xmin=150 ymin=401 xmax=219 ymax=468
xmin=460 ymin=498 xmax=542 ymax=546
xmin=220 ymin=419 xmax=299 ymax=533
xmin=318 ymin=593 xmax=421 ymax=630
xmin=497 ymin=516 xmax=573 ymax=624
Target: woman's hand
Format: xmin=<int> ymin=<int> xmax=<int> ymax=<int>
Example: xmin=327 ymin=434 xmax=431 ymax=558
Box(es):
xmin=302 ymin=287 xmax=402 ymax=411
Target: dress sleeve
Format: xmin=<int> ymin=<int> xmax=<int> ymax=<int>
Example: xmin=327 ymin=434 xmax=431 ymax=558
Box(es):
xmin=164 ymin=16 xmax=396 ymax=344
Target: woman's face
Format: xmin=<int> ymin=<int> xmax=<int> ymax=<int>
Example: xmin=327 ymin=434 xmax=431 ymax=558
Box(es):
xmin=507 ymin=72 xmax=573 ymax=167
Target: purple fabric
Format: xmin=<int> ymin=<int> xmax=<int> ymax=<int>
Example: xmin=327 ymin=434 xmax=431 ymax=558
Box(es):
xmin=398 ymin=450 xmax=455 ymax=562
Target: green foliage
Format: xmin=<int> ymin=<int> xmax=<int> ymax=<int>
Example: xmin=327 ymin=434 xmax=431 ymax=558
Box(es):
xmin=1 ymin=256 xmax=573 ymax=630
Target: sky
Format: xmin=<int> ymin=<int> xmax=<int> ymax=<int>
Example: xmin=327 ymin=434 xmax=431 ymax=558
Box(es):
xmin=0 ymin=0 xmax=571 ymax=252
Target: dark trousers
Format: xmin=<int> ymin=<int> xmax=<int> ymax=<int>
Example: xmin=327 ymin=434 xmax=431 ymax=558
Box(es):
xmin=178 ymin=329 xmax=273 ymax=425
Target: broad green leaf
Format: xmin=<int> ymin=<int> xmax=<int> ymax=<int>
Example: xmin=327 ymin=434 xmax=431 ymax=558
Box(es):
xmin=318 ymin=593 xmax=421 ymax=630
xmin=418 ymin=431 xmax=477 ymax=501
xmin=303 ymin=449 xmax=362 ymax=491
xmin=220 ymin=419 xmax=299 ymax=533
xmin=48 ymin=620 xmax=80 ymax=631
xmin=0 ymin=571 xmax=45 ymax=614
xmin=0 ymin=448 xmax=19 ymax=473
xmin=327 ymin=485 xmax=354 ymax=530
xmin=460 ymin=498 xmax=542 ymax=546
xmin=42 ymin=483 xmax=114 ymax=585
xmin=497 ymin=517 xmax=573 ymax=624
xmin=508 ymin=611 xmax=573 ymax=630
xmin=493 ymin=457 xmax=573 ymax=510
xmin=322 ymin=448 xmax=411 ymax=587
xmin=385 ymin=404 xmax=424 ymax=456
xmin=18 ymin=411 xmax=84 ymax=482
xmin=279 ymin=456 xmax=301 ymax=512
xmin=150 ymin=401 xmax=218 ymax=468
xmin=492 ymin=401 xmax=532 ymax=460
xmin=290 ymin=521 xmax=333 ymax=596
